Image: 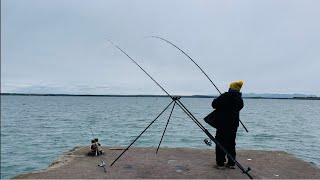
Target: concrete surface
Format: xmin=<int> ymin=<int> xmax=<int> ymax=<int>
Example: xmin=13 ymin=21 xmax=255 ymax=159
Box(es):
xmin=13 ymin=146 xmax=320 ymax=179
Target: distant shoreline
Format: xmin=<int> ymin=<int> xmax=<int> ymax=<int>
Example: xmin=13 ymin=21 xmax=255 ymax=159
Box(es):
xmin=1 ymin=93 xmax=319 ymax=100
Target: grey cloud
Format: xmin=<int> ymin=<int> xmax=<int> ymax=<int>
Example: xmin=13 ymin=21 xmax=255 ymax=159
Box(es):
xmin=2 ymin=0 xmax=320 ymax=95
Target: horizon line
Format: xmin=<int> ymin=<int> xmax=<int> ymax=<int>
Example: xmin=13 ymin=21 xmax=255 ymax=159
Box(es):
xmin=1 ymin=92 xmax=319 ymax=99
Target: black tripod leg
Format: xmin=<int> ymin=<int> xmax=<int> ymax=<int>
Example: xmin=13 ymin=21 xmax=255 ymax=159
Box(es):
xmin=110 ymin=100 xmax=175 ymax=167
xmin=239 ymin=119 xmax=249 ymax=133
xmin=156 ymin=101 xmax=176 ymax=153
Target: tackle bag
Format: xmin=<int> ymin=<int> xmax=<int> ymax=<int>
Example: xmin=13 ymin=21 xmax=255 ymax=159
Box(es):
xmin=204 ymin=110 xmax=219 ymax=129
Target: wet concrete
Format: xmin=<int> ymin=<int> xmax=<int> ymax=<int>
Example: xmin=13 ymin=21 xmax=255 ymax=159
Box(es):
xmin=13 ymin=146 xmax=320 ymax=179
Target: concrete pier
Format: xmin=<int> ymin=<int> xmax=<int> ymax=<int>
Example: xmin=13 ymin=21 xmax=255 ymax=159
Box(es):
xmin=13 ymin=146 xmax=320 ymax=179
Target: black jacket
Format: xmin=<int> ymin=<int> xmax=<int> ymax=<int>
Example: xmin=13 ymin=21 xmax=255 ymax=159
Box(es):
xmin=211 ymin=90 xmax=244 ymax=132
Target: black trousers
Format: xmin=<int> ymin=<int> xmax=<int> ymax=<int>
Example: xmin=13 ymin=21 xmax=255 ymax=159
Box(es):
xmin=215 ymin=129 xmax=237 ymax=166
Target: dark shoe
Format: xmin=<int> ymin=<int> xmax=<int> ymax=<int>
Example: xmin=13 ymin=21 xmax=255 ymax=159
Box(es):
xmin=225 ymin=164 xmax=236 ymax=169
xmin=214 ymin=164 xmax=226 ymax=170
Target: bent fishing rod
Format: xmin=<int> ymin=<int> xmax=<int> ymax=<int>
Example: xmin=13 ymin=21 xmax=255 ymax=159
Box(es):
xmin=107 ymin=40 xmax=253 ymax=179
xmin=146 ymin=36 xmax=249 ymax=133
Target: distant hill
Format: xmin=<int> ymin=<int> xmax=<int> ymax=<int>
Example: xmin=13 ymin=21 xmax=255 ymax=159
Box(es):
xmin=242 ymin=93 xmax=318 ymax=99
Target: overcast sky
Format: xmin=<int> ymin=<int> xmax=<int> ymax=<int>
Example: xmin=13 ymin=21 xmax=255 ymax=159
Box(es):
xmin=1 ymin=0 xmax=320 ymax=96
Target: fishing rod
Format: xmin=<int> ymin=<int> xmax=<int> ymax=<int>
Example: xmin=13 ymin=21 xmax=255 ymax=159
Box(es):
xmin=146 ymin=36 xmax=249 ymax=133
xmin=107 ymin=40 xmax=205 ymax=132
xmin=90 ymin=127 xmax=106 ymax=172
xmin=107 ymin=40 xmax=253 ymax=179
xmin=146 ymin=36 xmax=221 ymax=94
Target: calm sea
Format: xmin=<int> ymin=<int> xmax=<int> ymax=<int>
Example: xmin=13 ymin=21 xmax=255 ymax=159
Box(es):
xmin=1 ymin=95 xmax=320 ymax=179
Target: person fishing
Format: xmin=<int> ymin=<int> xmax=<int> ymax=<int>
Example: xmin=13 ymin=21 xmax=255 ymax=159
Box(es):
xmin=88 ymin=139 xmax=99 ymax=156
xmin=88 ymin=138 xmax=103 ymax=156
xmin=94 ymin=138 xmax=103 ymax=155
xmin=211 ymin=80 xmax=244 ymax=169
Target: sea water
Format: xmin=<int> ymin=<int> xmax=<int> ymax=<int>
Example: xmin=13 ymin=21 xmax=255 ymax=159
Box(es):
xmin=1 ymin=95 xmax=320 ymax=179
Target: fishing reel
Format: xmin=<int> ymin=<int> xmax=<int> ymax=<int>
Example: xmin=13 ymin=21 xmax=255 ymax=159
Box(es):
xmin=98 ymin=160 xmax=105 ymax=167
xmin=172 ymin=96 xmax=181 ymax=101
xmin=204 ymin=138 xmax=212 ymax=146
xmin=98 ymin=160 xmax=107 ymax=172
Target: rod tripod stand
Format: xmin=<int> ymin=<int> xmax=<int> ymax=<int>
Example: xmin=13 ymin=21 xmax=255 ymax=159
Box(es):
xmin=109 ymin=96 xmax=253 ymax=179
xmin=110 ymin=97 xmax=186 ymax=165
